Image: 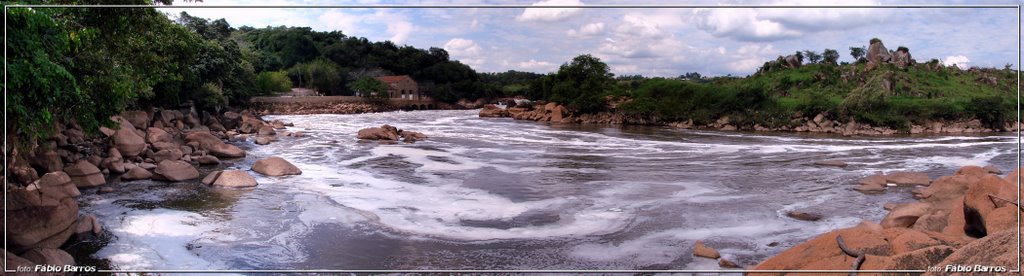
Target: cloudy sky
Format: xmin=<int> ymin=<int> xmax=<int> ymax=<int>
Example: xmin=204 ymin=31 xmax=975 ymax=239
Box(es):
xmin=164 ymin=0 xmax=1021 ymax=77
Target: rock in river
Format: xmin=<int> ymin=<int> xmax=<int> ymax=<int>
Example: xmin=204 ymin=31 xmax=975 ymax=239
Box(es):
xmin=252 ymin=156 xmax=302 ymax=176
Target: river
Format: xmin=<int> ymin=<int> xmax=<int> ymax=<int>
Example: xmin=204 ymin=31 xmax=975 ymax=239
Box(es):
xmin=70 ymin=110 xmax=1018 ymax=271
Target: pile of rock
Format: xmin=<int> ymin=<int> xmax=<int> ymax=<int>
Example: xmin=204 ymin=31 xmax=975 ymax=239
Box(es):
xmin=865 ymin=38 xmax=916 ymax=71
xmin=670 ymin=112 xmax=1000 ymax=136
xmin=5 ymin=171 xmax=100 ymax=269
xmin=479 ymin=102 xmax=574 ymax=123
xmin=356 ymin=124 xmax=428 ymax=143
xmin=752 ymin=165 xmax=1021 ymax=273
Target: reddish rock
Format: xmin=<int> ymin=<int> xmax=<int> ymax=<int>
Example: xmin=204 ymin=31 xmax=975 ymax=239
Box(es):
xmin=887 ymin=172 xmax=931 ymax=186
xmin=31 ymin=149 xmax=64 ymax=173
xmin=34 ymin=171 xmax=80 ymax=198
xmin=911 ymin=209 xmax=949 ymax=232
xmin=926 ymin=230 xmax=1018 ymax=275
xmin=121 ymin=167 xmax=153 ymax=181
xmin=255 ymin=136 xmax=273 ymax=145
xmin=195 ymin=155 xmax=221 ymax=166
xmin=479 ymin=104 xmax=508 ymax=117
xmin=123 ymin=110 xmax=150 ymax=130
xmin=152 ymin=148 xmax=183 ymax=163
xmin=153 ymin=160 xmax=199 ymax=181
xmin=75 ymin=214 xmax=102 ymax=236
xmin=258 ymin=125 xmax=277 ymax=136
xmin=955 ymin=165 xmax=988 ymax=176
xmin=146 ymin=127 xmax=173 ymax=145
xmin=271 ymin=120 xmax=286 ymax=129
xmin=914 ymin=175 xmax=977 ymax=203
xmin=357 ymin=126 xmax=400 ymax=140
xmin=7 ymin=186 xmax=79 ymax=253
xmin=718 ymin=258 xmax=741 ymax=268
xmin=982 ymin=206 xmax=1020 ymax=233
xmin=20 ymin=248 xmax=75 ymax=267
xmin=693 ymin=240 xmax=721 ymax=259
xmin=786 ymin=211 xmax=822 ymax=221
xmin=64 ymin=159 xmax=105 ymax=188
xmin=3 ymin=249 xmax=36 ymax=270
xmin=401 ymin=131 xmax=427 ymax=143
xmin=754 ymin=221 xmax=891 ymax=271
xmin=889 ymin=229 xmax=941 ymax=254
xmin=209 ymin=143 xmax=245 ymax=158
xmin=854 ymin=183 xmax=885 ymax=194
xmin=963 ymin=175 xmax=1008 ymax=227
xmin=870 ymin=245 xmax=956 ymax=271
xmin=881 ymin=202 xmax=930 ymax=228
xmin=113 ymin=128 xmax=146 ymax=157
xmin=210 ymin=170 xmax=258 ymax=188
xmin=252 ymin=156 xmax=302 ymax=176
xmin=201 ymin=171 xmax=222 ymax=185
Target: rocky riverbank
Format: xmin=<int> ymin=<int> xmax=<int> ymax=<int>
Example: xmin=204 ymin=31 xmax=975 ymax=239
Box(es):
xmin=749 ymin=165 xmax=1021 ymax=274
xmin=480 ymin=103 xmax=1021 ymax=135
xmin=252 ymin=102 xmax=389 ymax=115
xmin=4 ymin=107 xmax=306 ymax=270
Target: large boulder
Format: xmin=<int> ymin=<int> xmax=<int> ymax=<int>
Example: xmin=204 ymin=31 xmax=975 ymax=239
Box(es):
xmin=754 ymin=221 xmax=892 ymax=271
xmin=7 ymin=181 xmax=79 ymax=253
xmin=479 ymin=104 xmax=508 ymax=117
xmin=153 ymin=160 xmax=199 ymax=181
xmin=195 ymin=155 xmax=221 ymax=165
xmin=867 ymin=38 xmax=892 ymax=64
xmin=31 ymin=149 xmax=64 ymax=173
xmin=357 ymin=125 xmax=400 ymax=141
xmin=880 ymin=202 xmax=930 ymax=228
xmin=252 ymin=156 xmax=302 ymax=176
xmin=221 ymin=111 xmax=241 ymax=129
xmin=209 ymin=143 xmax=246 ymax=158
xmin=887 ymin=172 xmax=931 ymax=186
xmin=185 ymin=131 xmax=245 ymax=158
xmin=925 ymin=230 xmax=1019 ymax=275
xmin=20 ymin=248 xmax=75 ymax=267
xmin=892 ymin=47 xmax=913 ymax=69
xmin=35 ymin=171 xmax=80 ymax=198
xmin=64 ymin=159 xmax=105 ymax=188
xmin=121 ymin=166 xmax=153 ymax=181
xmin=123 ymin=110 xmax=150 ymax=130
xmin=146 ymin=127 xmax=173 ymax=145
xmin=152 ymin=148 xmax=183 ymax=163
xmin=113 ymin=127 xmax=146 ymax=157
xmin=205 ymin=170 xmax=258 ymax=188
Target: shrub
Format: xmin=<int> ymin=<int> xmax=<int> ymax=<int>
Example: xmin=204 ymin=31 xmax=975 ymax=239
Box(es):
xmin=255 ymin=71 xmax=292 ymax=95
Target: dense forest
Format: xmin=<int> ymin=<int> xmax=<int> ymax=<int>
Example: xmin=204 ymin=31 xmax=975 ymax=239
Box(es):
xmin=5 ymin=0 xmax=529 ymax=147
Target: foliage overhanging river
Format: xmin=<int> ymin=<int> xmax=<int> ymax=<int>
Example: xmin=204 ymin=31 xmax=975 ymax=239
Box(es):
xmin=72 ymin=110 xmax=1017 ymax=270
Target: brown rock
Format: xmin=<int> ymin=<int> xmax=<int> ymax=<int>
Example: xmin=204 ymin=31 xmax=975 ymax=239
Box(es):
xmin=754 ymin=221 xmax=891 ymax=270
xmin=185 ymin=131 xmax=222 ymax=150
xmin=255 ymin=136 xmax=273 ymax=145
xmin=718 ymin=258 xmax=741 ymax=268
xmin=211 ymin=170 xmax=258 ymax=188
xmin=873 ymin=245 xmax=955 ymax=271
xmin=911 ymin=210 xmax=949 ymax=232
xmin=258 ymin=125 xmax=276 ymax=136
xmin=152 ymin=148 xmax=184 ymax=163
xmin=982 ymin=206 xmax=1020 ymax=233
xmin=209 ymin=143 xmax=245 ymax=158
xmin=146 ymin=127 xmax=173 ymax=145
xmin=7 ymin=187 xmax=78 ymax=253
xmin=75 ymin=214 xmax=102 ymax=236
xmin=786 ymin=211 xmax=822 ymax=221
xmin=32 ymin=149 xmax=64 ymax=173
xmin=854 ymin=183 xmax=885 ymax=194
xmin=35 ymin=171 xmax=80 ymax=198
xmin=479 ymin=104 xmax=509 ymax=117
xmin=926 ymin=230 xmax=1018 ymax=275
xmin=693 ymin=240 xmax=721 ymax=259
xmin=20 ymin=248 xmax=74 ymax=267
xmin=357 ymin=126 xmax=400 ymax=140
xmin=99 ymin=126 xmax=116 ymax=137
xmin=201 ymin=171 xmax=222 ymax=185
xmin=153 ymin=160 xmax=199 ymax=181
xmin=956 ymin=165 xmax=988 ymax=176
xmin=401 ymin=131 xmax=427 ymax=143
xmin=123 ymin=110 xmax=150 ymax=130
xmin=889 ymin=229 xmax=940 ymax=254
xmin=881 ymin=202 xmax=930 ymax=228
xmin=3 ymin=249 xmax=36 ymax=271
xmin=121 ymin=166 xmax=153 ymax=181
xmin=113 ymin=127 xmax=146 ymax=157
xmin=195 ymin=155 xmax=221 ymax=166
xmin=64 ymin=159 xmax=105 ymax=188
xmin=887 ymin=172 xmax=931 ymax=186
xmin=963 ymin=174 xmax=1008 ymax=230
xmin=252 ymin=156 xmax=302 ymax=176
xmin=271 ymin=120 xmax=286 ymax=129
xmin=915 ymin=174 xmax=977 ymax=202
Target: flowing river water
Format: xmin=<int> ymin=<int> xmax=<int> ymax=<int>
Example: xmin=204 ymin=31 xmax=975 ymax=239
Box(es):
xmin=71 ymin=110 xmax=1018 ymax=271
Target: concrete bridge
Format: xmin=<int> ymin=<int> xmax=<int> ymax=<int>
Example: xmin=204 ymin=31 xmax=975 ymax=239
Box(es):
xmin=250 ymin=95 xmax=440 ymax=110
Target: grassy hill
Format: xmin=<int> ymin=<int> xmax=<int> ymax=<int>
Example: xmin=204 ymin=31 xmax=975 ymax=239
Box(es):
xmin=612 ymin=61 xmax=1017 ymax=131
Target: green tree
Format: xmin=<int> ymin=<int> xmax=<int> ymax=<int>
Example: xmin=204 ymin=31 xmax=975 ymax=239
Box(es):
xmin=822 ymin=49 xmax=840 ymax=65
xmin=802 ymin=50 xmax=822 ymax=64
xmin=548 ymin=54 xmax=614 ymax=113
xmin=254 ymin=71 xmax=292 ymax=95
xmin=349 ymin=76 xmax=388 ymax=100
xmin=850 ymin=46 xmax=867 ymax=62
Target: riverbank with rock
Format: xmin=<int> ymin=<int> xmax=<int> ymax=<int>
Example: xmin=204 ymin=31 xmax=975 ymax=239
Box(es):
xmin=744 ymin=165 xmax=1021 ymax=274
xmin=480 ymin=103 xmax=1021 ymax=136
xmin=3 ymin=107 xmax=308 ymax=270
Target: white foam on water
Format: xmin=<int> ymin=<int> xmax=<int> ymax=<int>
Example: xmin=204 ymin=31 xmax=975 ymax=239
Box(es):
xmin=95 ymin=209 xmax=224 ymax=270
xmin=900 ymin=147 xmax=1006 ymax=168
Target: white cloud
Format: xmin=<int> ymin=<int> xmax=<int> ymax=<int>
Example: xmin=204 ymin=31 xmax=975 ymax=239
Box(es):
xmin=692 ymin=8 xmax=803 ymax=42
xmin=443 ymin=38 xmax=482 ymax=57
xmin=691 ymin=0 xmax=888 ymax=42
xmin=517 ymin=0 xmax=584 ymax=22
xmin=319 ymin=10 xmax=361 ymax=32
xmin=567 ymin=22 xmax=605 ymax=37
xmin=943 ymin=55 xmax=971 ymax=69
xmin=387 ymin=20 xmax=414 ymax=44
xmin=512 ymin=59 xmax=558 ymax=72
